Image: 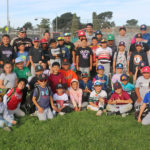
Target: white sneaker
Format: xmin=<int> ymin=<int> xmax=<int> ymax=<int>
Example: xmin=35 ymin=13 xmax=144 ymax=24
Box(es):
xmin=59 ymin=112 xmax=65 ymax=116
xmin=121 ymin=113 xmax=129 ymax=118
xmin=96 ymin=110 xmax=103 ymax=116
xmin=30 ymin=111 xmax=37 ymax=117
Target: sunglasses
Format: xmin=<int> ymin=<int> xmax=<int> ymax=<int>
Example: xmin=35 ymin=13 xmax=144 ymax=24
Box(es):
xmin=39 ymin=79 xmax=47 ymax=82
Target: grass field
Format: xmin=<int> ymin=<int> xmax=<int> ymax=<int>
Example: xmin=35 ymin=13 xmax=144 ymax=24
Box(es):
xmin=0 ymin=110 xmax=150 ymax=150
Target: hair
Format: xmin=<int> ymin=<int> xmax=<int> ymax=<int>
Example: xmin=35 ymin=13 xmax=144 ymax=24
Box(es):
xmin=49 ymin=39 xmax=56 ymax=45
xmin=86 ymin=23 xmax=93 ymax=27
xmin=52 ymin=62 xmax=60 ymax=67
xmin=2 ymin=34 xmax=10 ymax=39
xmin=43 ymin=30 xmax=50 ymax=36
xmin=18 ymin=78 xmax=28 ymax=85
xmin=4 ymin=62 xmax=12 ymax=67
xmin=41 ymin=59 xmax=47 ymax=64
xmin=92 ymin=37 xmax=98 ymax=40
xmin=76 ymin=71 xmax=82 ymax=76
xmin=81 ymin=38 xmax=87 ymax=42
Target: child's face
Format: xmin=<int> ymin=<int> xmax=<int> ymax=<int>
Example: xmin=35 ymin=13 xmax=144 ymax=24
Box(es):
xmin=64 ymin=36 xmax=70 ymax=42
xmin=2 ymin=36 xmax=10 ymax=45
xmin=71 ymin=82 xmax=78 ymax=90
xmin=41 ymin=43 xmax=48 ymax=49
xmin=81 ymin=40 xmax=87 ymax=47
xmin=115 ymin=88 xmax=122 ymax=94
xmin=118 ymin=45 xmax=125 ymax=51
xmin=57 ymin=88 xmax=64 ymax=95
xmin=62 ymin=64 xmax=70 ymax=70
xmin=44 ymin=33 xmax=50 ymax=41
xmin=82 ymin=77 xmax=89 ymax=83
xmin=58 ymin=40 xmax=64 ymax=46
xmin=18 ymin=81 xmax=25 ymax=90
xmin=94 ymin=85 xmax=102 ymax=93
xmin=107 ymin=40 xmax=114 ymax=46
xmin=121 ymin=80 xmax=128 ymax=85
xmin=136 ymin=46 xmax=142 ymax=52
xmin=35 ymin=71 xmax=43 ymax=76
xmin=143 ymin=72 xmax=150 ymax=79
xmin=119 ymin=29 xmax=126 ymax=36
xmin=96 ymin=34 xmax=102 ymax=40
xmin=18 ymin=45 xmax=25 ymax=51
xmin=52 ymin=65 xmax=60 ymax=74
xmin=4 ymin=64 xmax=12 ymax=74
xmin=33 ymin=41 xmax=39 ymax=47
xmin=16 ymin=62 xmax=24 ymax=70
xmin=41 ymin=63 xmax=47 ymax=70
xmin=101 ymin=43 xmax=107 ymax=48
xmin=38 ymin=79 xmax=47 ymax=87
xmin=92 ymin=39 xmax=98 ymax=46
xmin=116 ymin=68 xmax=123 ymax=74
xmin=50 ymin=42 xmax=57 ymax=48
xmin=97 ymin=69 xmax=104 ymax=75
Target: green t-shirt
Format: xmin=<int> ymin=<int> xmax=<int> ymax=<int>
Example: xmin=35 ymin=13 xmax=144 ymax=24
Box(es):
xmin=13 ymin=67 xmax=31 ymax=79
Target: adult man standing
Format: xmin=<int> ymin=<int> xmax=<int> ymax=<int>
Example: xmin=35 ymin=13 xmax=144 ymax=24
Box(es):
xmin=40 ymin=30 xmax=50 ymax=44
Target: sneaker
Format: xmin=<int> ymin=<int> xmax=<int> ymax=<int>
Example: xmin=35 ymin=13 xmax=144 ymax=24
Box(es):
xmin=3 ymin=127 xmax=11 ymax=132
xmin=106 ymin=111 xmax=116 ymax=116
xmin=96 ymin=110 xmax=103 ymax=116
xmin=30 ymin=111 xmax=37 ymax=117
xmin=59 ymin=112 xmax=65 ymax=116
xmin=121 ymin=113 xmax=129 ymax=118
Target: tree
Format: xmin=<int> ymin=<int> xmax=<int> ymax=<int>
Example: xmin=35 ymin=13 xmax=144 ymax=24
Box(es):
xmin=23 ymin=22 xmax=33 ymax=30
xmin=71 ymin=13 xmax=80 ymax=35
xmin=37 ymin=18 xmax=50 ymax=30
xmin=126 ymin=19 xmax=138 ymax=26
xmin=92 ymin=12 xmax=99 ymax=30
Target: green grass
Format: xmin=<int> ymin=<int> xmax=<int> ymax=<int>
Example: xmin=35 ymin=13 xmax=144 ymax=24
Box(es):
xmin=0 ymin=111 xmax=150 ymax=150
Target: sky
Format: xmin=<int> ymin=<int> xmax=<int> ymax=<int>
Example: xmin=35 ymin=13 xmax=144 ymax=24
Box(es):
xmin=0 ymin=0 xmax=150 ymax=28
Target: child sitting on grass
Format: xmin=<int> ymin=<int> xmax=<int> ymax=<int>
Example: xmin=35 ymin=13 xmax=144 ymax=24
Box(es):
xmin=53 ymin=84 xmax=72 ymax=115
xmin=107 ymin=82 xmax=133 ymax=117
xmin=87 ymin=80 xmax=107 ymax=116
xmin=69 ymin=79 xmax=83 ymax=112
xmin=32 ymin=74 xmax=55 ymax=121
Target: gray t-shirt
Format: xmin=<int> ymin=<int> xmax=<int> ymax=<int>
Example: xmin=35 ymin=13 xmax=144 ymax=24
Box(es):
xmin=0 ymin=72 xmax=17 ymax=89
xmin=135 ymin=76 xmax=150 ymax=99
xmin=85 ymin=32 xmax=95 ymax=44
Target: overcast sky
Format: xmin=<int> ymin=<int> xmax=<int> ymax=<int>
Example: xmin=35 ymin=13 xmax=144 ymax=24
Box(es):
xmin=0 ymin=0 xmax=150 ymax=28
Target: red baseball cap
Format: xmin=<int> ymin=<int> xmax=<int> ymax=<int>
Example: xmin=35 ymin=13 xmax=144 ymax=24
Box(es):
xmin=141 ymin=66 xmax=150 ymax=73
xmin=40 ymin=39 xmax=48 ymax=44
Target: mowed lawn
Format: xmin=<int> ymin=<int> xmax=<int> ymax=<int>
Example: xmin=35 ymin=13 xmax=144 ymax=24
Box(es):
xmin=0 ymin=111 xmax=150 ymax=150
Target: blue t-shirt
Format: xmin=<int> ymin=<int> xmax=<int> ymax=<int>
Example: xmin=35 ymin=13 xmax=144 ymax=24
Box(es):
xmin=121 ymin=82 xmax=135 ymax=94
xmin=143 ymin=91 xmax=150 ymax=106
xmin=79 ymin=80 xmax=93 ymax=91
xmin=33 ymin=85 xmax=52 ymax=109
xmin=17 ymin=51 xmax=29 ymax=65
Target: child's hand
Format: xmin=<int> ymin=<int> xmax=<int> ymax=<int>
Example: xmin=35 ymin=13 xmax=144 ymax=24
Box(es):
xmin=38 ymin=107 xmax=44 ymax=113
xmin=137 ymin=97 xmax=142 ymax=103
xmin=99 ymin=98 xmax=104 ymax=103
xmin=74 ymin=107 xmax=78 ymax=111
xmin=90 ymin=66 xmax=92 ymax=71
xmin=138 ymin=117 xmax=142 ymax=123
xmin=12 ymin=120 xmax=17 ymax=125
xmin=78 ymin=107 xmax=81 ymax=112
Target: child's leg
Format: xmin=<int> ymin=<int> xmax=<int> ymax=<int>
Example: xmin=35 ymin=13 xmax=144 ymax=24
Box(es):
xmin=119 ymin=104 xmax=132 ymax=114
xmin=106 ymin=104 xmax=119 ymax=112
xmin=61 ymin=106 xmax=73 ymax=113
xmin=0 ymin=118 xmax=5 ymax=128
xmin=14 ymin=108 xmax=25 ymax=117
xmin=37 ymin=110 xmax=47 ymax=121
xmin=142 ymin=112 xmax=150 ymax=125
xmin=46 ymin=108 xmax=53 ymax=119
xmin=87 ymin=105 xmax=99 ymax=111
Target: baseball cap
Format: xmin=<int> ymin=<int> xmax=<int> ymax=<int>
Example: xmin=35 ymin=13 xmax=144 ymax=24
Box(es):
xmin=119 ymin=26 xmax=126 ymax=31
xmin=101 ymin=39 xmax=107 ymax=43
xmin=17 ymin=42 xmax=25 ymax=47
xmin=35 ymin=65 xmax=44 ymax=72
xmin=19 ymin=27 xmax=26 ymax=33
xmin=119 ymin=41 xmax=125 ymax=46
xmin=135 ymin=33 xmax=142 ymax=39
xmin=120 ymin=74 xmax=129 ymax=81
xmin=113 ymin=82 xmax=122 ymax=90
xmin=95 ymin=30 xmax=102 ymax=35
xmin=64 ymin=33 xmax=71 ymax=37
xmin=116 ymin=63 xmax=123 ymax=69
xmin=49 ymin=39 xmax=56 ymax=45
xmin=57 ymin=37 xmax=64 ymax=41
xmin=140 ymin=24 xmax=147 ymax=31
xmin=38 ymin=73 xmax=48 ymax=81
xmin=33 ymin=37 xmax=40 ymax=42
xmin=107 ymin=34 xmax=114 ymax=41
xmin=56 ymin=83 xmax=64 ymax=89
xmin=62 ymin=58 xmax=70 ymax=65
xmin=52 ymin=62 xmax=60 ymax=67
xmin=135 ymin=42 xmax=143 ymax=47
xmin=94 ymin=80 xmax=102 ymax=86
xmin=81 ymin=72 xmax=88 ymax=78
xmin=15 ymin=57 xmax=24 ymax=64
xmin=97 ymin=65 xmax=104 ymax=70
xmin=40 ymin=39 xmax=48 ymax=44
xmin=139 ymin=61 xmax=146 ymax=68
xmin=141 ymin=66 xmax=150 ymax=73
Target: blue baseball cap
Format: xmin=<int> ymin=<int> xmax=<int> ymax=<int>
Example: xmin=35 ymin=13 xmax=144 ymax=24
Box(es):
xmin=116 ymin=63 xmax=123 ymax=69
xmin=97 ymin=65 xmax=104 ymax=70
xmin=95 ymin=30 xmax=102 ymax=35
xmin=64 ymin=33 xmax=71 ymax=37
xmin=94 ymin=80 xmax=102 ymax=86
xmin=15 ymin=57 xmax=24 ymax=64
xmin=120 ymin=74 xmax=129 ymax=81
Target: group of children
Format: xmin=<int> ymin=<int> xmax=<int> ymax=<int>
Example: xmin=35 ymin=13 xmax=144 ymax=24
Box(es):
xmin=0 ymin=25 xmax=150 ymax=131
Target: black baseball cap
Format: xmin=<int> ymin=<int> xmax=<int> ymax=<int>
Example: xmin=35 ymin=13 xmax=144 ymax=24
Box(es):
xmin=140 ymin=24 xmax=147 ymax=31
xmin=62 ymin=58 xmax=70 ymax=65
xmin=49 ymin=39 xmax=56 ymax=45
xmin=120 ymin=74 xmax=129 ymax=81
xmin=17 ymin=42 xmax=25 ymax=47
xmin=119 ymin=26 xmax=126 ymax=31
xmin=113 ymin=82 xmax=122 ymax=90
xmin=56 ymin=83 xmax=64 ymax=89
xmin=52 ymin=62 xmax=60 ymax=67
xmin=38 ymin=74 xmax=48 ymax=81
xmin=35 ymin=65 xmax=44 ymax=72
xmin=19 ymin=27 xmax=26 ymax=33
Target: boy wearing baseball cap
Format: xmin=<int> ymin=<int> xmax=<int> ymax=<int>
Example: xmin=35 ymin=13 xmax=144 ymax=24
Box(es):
xmin=87 ymin=80 xmax=107 ymax=116
xmin=107 ymin=82 xmax=132 ymax=117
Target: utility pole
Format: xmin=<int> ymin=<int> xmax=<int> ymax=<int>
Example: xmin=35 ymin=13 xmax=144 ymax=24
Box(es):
xmin=56 ymin=15 xmax=58 ymax=32
xmin=7 ymin=0 xmax=10 ymax=34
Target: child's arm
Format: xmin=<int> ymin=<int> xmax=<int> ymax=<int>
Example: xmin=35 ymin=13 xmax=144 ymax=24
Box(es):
xmin=135 ymin=87 xmax=142 ymax=103
xmin=32 ymin=96 xmax=43 ymax=113
xmin=108 ymin=99 xmax=117 ymax=104
xmin=0 ymin=79 xmax=6 ymax=89
xmin=113 ymin=60 xmax=116 ymax=74
xmin=133 ymin=67 xmax=138 ymax=84
xmin=76 ymin=55 xmax=79 ymax=71
xmin=29 ymin=56 xmax=35 ymax=68
xmin=90 ymin=55 xmax=92 ymax=71
xmin=72 ymin=50 xmax=76 ymax=64
xmin=26 ymin=60 xmax=30 ymax=67
xmin=50 ymin=96 xmax=60 ymax=112
xmin=138 ymin=103 xmax=147 ymax=123
xmin=89 ymin=102 xmax=98 ymax=108
xmin=116 ymin=99 xmax=133 ymax=104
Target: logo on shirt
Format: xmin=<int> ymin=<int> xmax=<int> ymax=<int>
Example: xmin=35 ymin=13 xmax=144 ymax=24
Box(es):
xmin=80 ymin=50 xmax=90 ymax=59
xmin=133 ymin=55 xmax=142 ymax=65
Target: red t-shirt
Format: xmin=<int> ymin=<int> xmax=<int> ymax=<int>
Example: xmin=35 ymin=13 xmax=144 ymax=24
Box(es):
xmin=90 ymin=45 xmax=100 ymax=63
xmin=7 ymin=88 xmax=23 ymax=110
xmin=109 ymin=90 xmax=130 ymax=105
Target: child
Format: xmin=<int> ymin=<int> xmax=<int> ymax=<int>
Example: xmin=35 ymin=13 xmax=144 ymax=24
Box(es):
xmin=29 ymin=37 xmax=43 ymax=76
xmin=76 ymin=38 xmax=93 ymax=75
xmin=90 ymin=37 xmax=100 ymax=78
xmin=40 ymin=60 xmax=50 ymax=77
xmin=48 ymin=39 xmax=61 ymax=67
xmin=60 ymin=58 xmax=78 ymax=88
xmin=107 ymin=82 xmax=133 ymax=117
xmin=53 ymin=84 xmax=72 ymax=115
xmin=69 ymin=79 xmax=83 ymax=111
xmin=76 ymin=71 xmax=82 ymax=80
xmin=3 ymin=78 xmax=27 ymax=119
xmin=0 ymin=96 xmax=17 ymax=131
xmin=48 ymin=62 xmax=66 ymax=93
xmin=14 ymin=57 xmax=31 ymax=80
xmin=93 ymin=65 xmax=108 ymax=91
xmin=112 ymin=63 xmax=123 ymax=84
xmin=135 ymin=66 xmax=150 ymax=107
xmin=87 ymin=80 xmax=107 ymax=116
xmin=17 ymin=42 xmax=30 ymax=67
xmin=129 ymin=42 xmax=149 ymax=75
xmin=96 ymin=39 xmax=112 ymax=76
xmin=0 ymin=34 xmax=16 ymax=65
xmin=138 ymin=82 xmax=150 ymax=125
xmin=32 ymin=74 xmax=54 ymax=121
xmin=113 ymin=41 xmax=129 ymax=74
xmin=95 ymin=30 xmax=103 ymax=44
